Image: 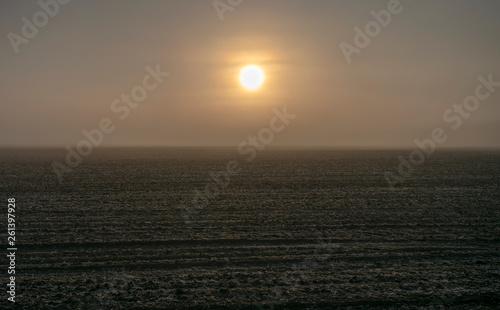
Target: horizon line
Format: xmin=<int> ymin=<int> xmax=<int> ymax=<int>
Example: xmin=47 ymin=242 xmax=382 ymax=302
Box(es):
xmin=1 ymin=145 xmax=500 ymax=151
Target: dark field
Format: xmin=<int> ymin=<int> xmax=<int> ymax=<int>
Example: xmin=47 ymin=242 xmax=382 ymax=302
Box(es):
xmin=1 ymin=148 xmax=499 ymax=309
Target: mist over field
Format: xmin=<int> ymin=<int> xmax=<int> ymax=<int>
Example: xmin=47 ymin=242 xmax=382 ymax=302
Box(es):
xmin=1 ymin=0 xmax=500 ymax=309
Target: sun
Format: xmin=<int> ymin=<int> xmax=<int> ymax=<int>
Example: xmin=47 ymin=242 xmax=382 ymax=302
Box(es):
xmin=239 ymin=65 xmax=265 ymax=91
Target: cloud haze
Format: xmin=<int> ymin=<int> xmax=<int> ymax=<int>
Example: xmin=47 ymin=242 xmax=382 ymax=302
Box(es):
xmin=1 ymin=0 xmax=499 ymax=148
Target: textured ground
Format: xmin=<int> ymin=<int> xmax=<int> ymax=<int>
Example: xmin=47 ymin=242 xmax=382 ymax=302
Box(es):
xmin=1 ymin=148 xmax=499 ymax=309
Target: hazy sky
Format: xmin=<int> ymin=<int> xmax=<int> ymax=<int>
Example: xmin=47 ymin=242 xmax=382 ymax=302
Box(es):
xmin=1 ymin=0 xmax=499 ymax=148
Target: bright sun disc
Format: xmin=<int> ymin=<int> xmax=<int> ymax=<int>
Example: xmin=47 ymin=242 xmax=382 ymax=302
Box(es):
xmin=239 ymin=65 xmax=265 ymax=91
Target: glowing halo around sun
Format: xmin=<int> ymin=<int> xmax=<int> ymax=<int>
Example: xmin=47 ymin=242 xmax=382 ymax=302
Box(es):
xmin=239 ymin=65 xmax=265 ymax=91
